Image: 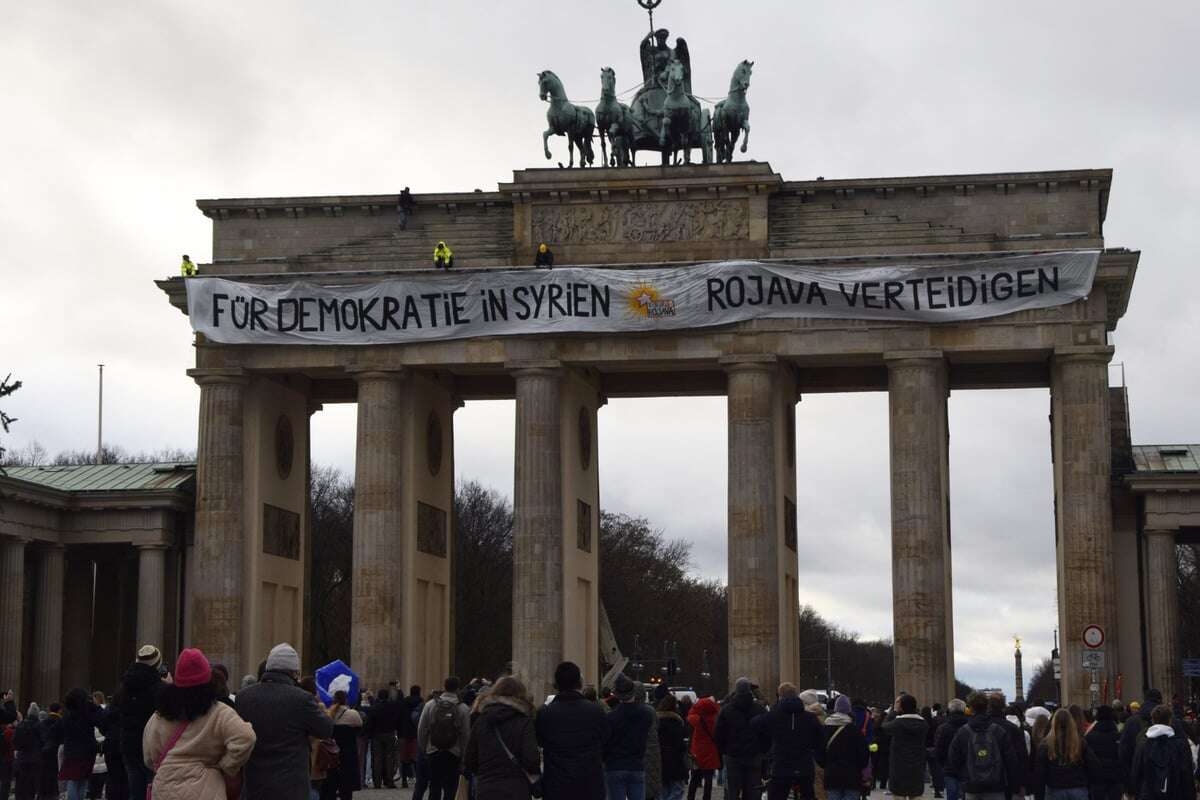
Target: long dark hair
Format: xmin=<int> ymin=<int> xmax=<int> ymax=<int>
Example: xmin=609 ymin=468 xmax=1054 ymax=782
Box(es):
xmin=156 ymin=682 xmax=217 ymax=722
xmin=63 ymin=687 xmax=90 ymax=715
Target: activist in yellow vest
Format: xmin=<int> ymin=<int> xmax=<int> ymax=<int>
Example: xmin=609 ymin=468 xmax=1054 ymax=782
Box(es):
xmin=180 ymin=254 xmax=196 ymax=276
xmin=433 ymin=241 xmax=454 ymax=270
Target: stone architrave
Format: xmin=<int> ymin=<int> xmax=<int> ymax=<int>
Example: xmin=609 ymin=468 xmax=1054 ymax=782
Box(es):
xmin=0 ymin=537 xmax=27 ymax=695
xmin=191 ymin=373 xmax=248 ymax=672
xmin=511 ymin=365 xmax=565 ymax=699
xmin=137 ymin=544 xmax=169 ymax=650
xmin=1144 ymin=528 xmax=1181 ymax=700
xmin=886 ymin=351 xmax=954 ymax=705
xmin=33 ymin=544 xmax=65 ymax=704
xmin=1051 ymin=346 xmax=1117 ymax=706
xmin=350 ymin=371 xmax=407 ymax=691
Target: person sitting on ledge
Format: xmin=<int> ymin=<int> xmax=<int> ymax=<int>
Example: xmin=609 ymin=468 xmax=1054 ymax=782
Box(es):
xmin=535 ymin=242 xmax=554 ymax=269
xmin=433 ymin=241 xmax=454 ymax=270
xmin=180 ymin=254 xmax=196 ymax=277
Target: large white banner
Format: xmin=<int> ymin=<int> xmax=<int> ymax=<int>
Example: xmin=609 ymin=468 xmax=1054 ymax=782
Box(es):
xmin=187 ymin=250 xmax=1099 ymax=345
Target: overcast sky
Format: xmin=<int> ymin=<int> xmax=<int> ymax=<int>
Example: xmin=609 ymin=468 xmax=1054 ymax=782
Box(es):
xmin=3 ymin=0 xmax=1198 ymax=693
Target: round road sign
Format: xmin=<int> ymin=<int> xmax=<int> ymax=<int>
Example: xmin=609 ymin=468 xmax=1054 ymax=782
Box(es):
xmin=1083 ymin=625 xmax=1105 ymax=648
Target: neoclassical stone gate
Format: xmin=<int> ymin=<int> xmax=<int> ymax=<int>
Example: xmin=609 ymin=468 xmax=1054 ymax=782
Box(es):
xmin=161 ymin=163 xmax=1143 ymax=705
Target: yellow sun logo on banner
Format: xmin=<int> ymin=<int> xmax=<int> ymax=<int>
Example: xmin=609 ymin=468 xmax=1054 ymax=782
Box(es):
xmin=626 ymin=283 xmax=661 ymax=317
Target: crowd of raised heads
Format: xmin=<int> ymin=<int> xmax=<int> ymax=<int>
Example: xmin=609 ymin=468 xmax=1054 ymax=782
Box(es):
xmin=4 ymin=654 xmax=1200 ymax=800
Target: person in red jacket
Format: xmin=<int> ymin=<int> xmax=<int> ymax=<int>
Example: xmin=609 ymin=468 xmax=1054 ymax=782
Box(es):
xmin=687 ymin=696 xmax=720 ymax=800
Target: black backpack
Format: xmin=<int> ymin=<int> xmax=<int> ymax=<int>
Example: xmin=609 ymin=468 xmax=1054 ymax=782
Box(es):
xmin=1143 ymin=737 xmax=1176 ymax=800
xmin=965 ymin=723 xmax=1006 ymax=788
xmin=429 ymin=698 xmax=460 ymax=751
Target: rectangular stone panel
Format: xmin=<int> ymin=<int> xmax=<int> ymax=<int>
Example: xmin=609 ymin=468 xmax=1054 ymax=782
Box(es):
xmin=577 ymin=500 xmax=592 ymax=553
xmin=417 ymin=501 xmax=448 ymax=558
xmin=262 ymin=504 xmax=300 ymax=560
xmin=532 ymin=199 xmax=749 ymax=245
xmin=784 ymin=497 xmax=798 ymax=552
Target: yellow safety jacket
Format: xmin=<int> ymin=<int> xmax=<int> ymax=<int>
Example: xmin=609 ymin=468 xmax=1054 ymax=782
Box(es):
xmin=433 ymin=244 xmax=453 ymax=260
xmin=180 ymin=259 xmax=196 ymax=277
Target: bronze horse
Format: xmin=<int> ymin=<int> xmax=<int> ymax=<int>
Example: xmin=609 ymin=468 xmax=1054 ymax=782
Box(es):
xmin=538 ymin=70 xmax=595 ymax=168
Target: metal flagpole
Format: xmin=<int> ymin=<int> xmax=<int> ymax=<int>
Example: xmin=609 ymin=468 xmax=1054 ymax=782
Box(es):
xmin=96 ymin=364 xmax=104 ymax=464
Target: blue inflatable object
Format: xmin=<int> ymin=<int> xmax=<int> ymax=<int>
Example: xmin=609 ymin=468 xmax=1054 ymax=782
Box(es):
xmin=315 ymin=659 xmax=360 ymax=707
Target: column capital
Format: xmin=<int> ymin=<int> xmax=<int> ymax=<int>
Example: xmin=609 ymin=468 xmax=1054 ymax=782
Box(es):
xmin=187 ymin=368 xmax=249 ymax=387
xmin=136 ymin=543 xmax=171 ymax=552
xmin=883 ymin=349 xmax=945 ymax=368
xmin=507 ymin=360 xmax=564 ymax=378
xmin=347 ymin=367 xmax=408 ymax=383
xmin=1053 ymin=345 xmax=1115 ymax=365
xmin=1144 ymin=526 xmax=1179 ymax=539
xmin=719 ymin=354 xmax=777 ymax=373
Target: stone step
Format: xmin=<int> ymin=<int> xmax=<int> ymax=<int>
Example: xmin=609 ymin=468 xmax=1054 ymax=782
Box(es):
xmin=290 ymin=255 xmax=515 ymax=271
xmin=776 ymin=208 xmax=871 ymax=221
xmin=770 ymin=220 xmax=942 ymax=235
xmin=769 ymin=230 xmax=988 ymax=246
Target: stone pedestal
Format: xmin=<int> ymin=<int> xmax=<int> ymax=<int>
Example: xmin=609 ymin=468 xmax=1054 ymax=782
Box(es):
xmin=350 ymin=371 xmax=407 ymax=691
xmin=1145 ymin=528 xmax=1181 ymax=700
xmin=1051 ymin=346 xmax=1116 ymax=706
xmin=725 ymin=358 xmax=799 ymax=694
xmin=137 ymin=545 xmax=168 ymax=650
xmin=33 ymin=544 xmax=65 ymax=703
xmin=191 ymin=374 xmax=248 ymax=672
xmin=0 ymin=537 xmax=27 ymax=696
xmin=886 ymin=351 xmax=954 ymax=705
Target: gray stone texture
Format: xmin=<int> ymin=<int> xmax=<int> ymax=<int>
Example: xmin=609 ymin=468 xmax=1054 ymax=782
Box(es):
xmin=1144 ymin=528 xmax=1181 ymax=701
xmin=0 ymin=537 xmax=26 ymax=695
xmin=137 ymin=544 xmax=168 ymax=650
xmin=33 ymin=544 xmax=65 ymax=703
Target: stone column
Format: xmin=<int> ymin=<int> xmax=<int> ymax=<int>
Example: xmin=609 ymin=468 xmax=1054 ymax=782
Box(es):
xmin=137 ymin=544 xmax=169 ymax=650
xmin=1050 ymin=346 xmax=1116 ymax=706
xmin=350 ymin=371 xmax=406 ymax=691
xmin=0 ymin=537 xmax=27 ymax=695
xmin=1144 ymin=528 xmax=1181 ymax=700
xmin=886 ymin=351 xmax=954 ymax=705
xmin=33 ymin=544 xmax=65 ymax=703
xmin=191 ymin=374 xmax=248 ymax=672
xmin=726 ymin=359 xmax=782 ymax=693
xmin=511 ymin=365 xmax=564 ymax=699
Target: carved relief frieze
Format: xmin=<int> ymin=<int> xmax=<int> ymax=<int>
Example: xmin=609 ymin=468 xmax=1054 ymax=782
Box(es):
xmin=532 ymin=199 xmax=749 ymax=245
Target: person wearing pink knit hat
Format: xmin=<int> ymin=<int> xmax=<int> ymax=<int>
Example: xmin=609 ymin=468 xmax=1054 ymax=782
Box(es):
xmin=142 ymin=648 xmax=256 ymax=800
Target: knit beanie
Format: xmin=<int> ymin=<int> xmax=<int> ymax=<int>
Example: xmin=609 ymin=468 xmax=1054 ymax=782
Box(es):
xmin=137 ymin=644 xmax=163 ymax=669
xmin=174 ymin=648 xmax=212 ymax=689
xmin=266 ymin=642 xmax=301 ymax=674
xmin=835 ymin=695 xmax=853 ymax=715
xmin=734 ymin=677 xmax=753 ymax=697
xmin=613 ymin=673 xmax=636 ymax=701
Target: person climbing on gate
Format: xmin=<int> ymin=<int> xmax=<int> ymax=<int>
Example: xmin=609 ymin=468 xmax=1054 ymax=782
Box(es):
xmin=433 ymin=241 xmax=454 ymax=270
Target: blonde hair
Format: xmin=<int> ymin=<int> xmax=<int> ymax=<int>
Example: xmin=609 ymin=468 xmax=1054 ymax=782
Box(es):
xmin=1044 ymin=708 xmax=1083 ymax=764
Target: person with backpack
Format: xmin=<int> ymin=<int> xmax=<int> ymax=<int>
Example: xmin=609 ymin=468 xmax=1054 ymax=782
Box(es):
xmin=881 ymin=694 xmax=929 ymax=800
xmin=1130 ymin=705 xmax=1196 ymax=800
xmin=417 ymin=676 xmax=471 ymax=800
xmin=686 ymin=695 xmax=720 ymax=800
xmin=321 ymin=689 xmax=364 ymax=800
xmin=934 ymin=699 xmax=969 ymax=800
xmin=948 ymin=692 xmax=1022 ymax=800
xmin=1031 ymin=708 xmax=1098 ymax=800
xmin=819 ymin=694 xmax=868 ymax=800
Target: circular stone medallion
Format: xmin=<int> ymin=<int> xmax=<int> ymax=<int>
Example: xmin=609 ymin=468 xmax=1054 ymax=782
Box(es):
xmin=427 ymin=411 xmax=443 ymax=476
xmin=275 ymin=414 xmax=294 ymax=480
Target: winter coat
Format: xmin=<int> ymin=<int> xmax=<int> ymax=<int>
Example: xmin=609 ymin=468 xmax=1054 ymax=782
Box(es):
xmin=142 ymin=701 xmax=255 ymax=800
xmin=417 ymin=692 xmax=472 ymax=757
xmin=1032 ymin=738 xmax=1100 ymax=800
xmin=234 ymin=670 xmax=334 ymax=800
xmin=97 ymin=705 xmax=122 ymax=759
xmin=688 ymin=697 xmax=721 ymax=770
xmin=1131 ymin=725 xmax=1196 ymax=800
xmin=819 ymin=712 xmax=868 ymax=791
xmin=756 ymin=697 xmax=825 ymax=781
xmin=948 ymin=713 xmax=1023 ymax=796
xmin=57 ymin=702 xmax=102 ymax=765
xmin=933 ymin=710 xmax=967 ymax=777
xmin=463 ymin=694 xmax=540 ymax=800
xmin=327 ymin=705 xmax=363 ymax=795
xmin=602 ymin=701 xmax=654 ymax=772
xmin=714 ymin=693 xmax=767 ymax=764
xmin=1085 ymin=719 xmax=1124 ymax=787
xmin=400 ymin=693 xmax=422 ymax=739
xmin=1121 ymin=703 xmax=1158 ymax=792
xmin=117 ymin=661 xmax=164 ymax=761
xmin=534 ymin=689 xmax=606 ymax=800
xmin=12 ymin=718 xmax=41 ymax=767
xmin=644 ymin=710 xmax=662 ymax=796
xmin=658 ymin=712 xmax=689 ymax=783
xmin=881 ymin=712 xmax=929 ymax=797
xmin=371 ymin=692 xmax=404 ymax=736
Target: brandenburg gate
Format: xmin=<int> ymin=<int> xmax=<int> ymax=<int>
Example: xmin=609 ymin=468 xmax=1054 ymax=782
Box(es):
xmin=159 ymin=162 xmax=1142 ymax=706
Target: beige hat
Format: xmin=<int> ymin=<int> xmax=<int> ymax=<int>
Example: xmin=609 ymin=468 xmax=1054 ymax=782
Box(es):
xmin=137 ymin=644 xmax=162 ymax=669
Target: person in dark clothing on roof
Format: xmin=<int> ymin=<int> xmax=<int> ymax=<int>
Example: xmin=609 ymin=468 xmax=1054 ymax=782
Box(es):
xmin=714 ymin=677 xmax=767 ymax=800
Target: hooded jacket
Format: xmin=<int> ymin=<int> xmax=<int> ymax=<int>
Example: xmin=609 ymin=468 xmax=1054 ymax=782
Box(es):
xmin=603 ymin=700 xmax=654 ymax=773
xmin=1130 ymin=724 xmax=1196 ymax=800
xmin=881 ymin=712 xmax=929 ymax=797
xmin=933 ymin=710 xmax=968 ymax=777
xmin=658 ymin=711 xmax=689 ymax=783
xmin=755 ymin=697 xmax=825 ymax=780
xmin=535 ymin=689 xmax=606 ymax=800
xmin=142 ymin=701 xmax=256 ymax=800
xmin=1084 ymin=718 xmax=1123 ymax=786
xmin=235 ymin=670 xmax=334 ymax=800
xmin=714 ymin=692 xmax=766 ymax=763
xmin=819 ymin=711 xmax=868 ymax=790
xmin=687 ymin=697 xmax=721 ymax=771
xmin=117 ymin=662 xmax=164 ymax=759
xmin=463 ymin=693 xmax=540 ymax=800
xmin=949 ymin=713 xmax=1023 ymax=795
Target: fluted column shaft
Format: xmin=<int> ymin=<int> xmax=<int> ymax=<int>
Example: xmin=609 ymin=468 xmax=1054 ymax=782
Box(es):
xmin=33 ymin=544 xmax=65 ymax=703
xmin=726 ymin=362 xmax=781 ymax=693
xmin=1051 ymin=348 xmax=1116 ymax=706
xmin=137 ymin=545 xmax=169 ymax=650
xmin=887 ymin=352 xmax=954 ymax=706
xmin=0 ymin=537 xmax=27 ymax=695
xmin=350 ymin=371 xmax=406 ymax=691
xmin=511 ymin=367 xmax=564 ymax=700
xmin=1145 ymin=528 xmax=1181 ymax=701
xmin=192 ymin=375 xmax=248 ymax=672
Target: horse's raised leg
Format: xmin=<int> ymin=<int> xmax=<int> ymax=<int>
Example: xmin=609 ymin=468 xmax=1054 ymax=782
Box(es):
xmin=741 ymin=121 xmax=751 ymax=153
xmin=543 ymin=129 xmax=554 ymax=161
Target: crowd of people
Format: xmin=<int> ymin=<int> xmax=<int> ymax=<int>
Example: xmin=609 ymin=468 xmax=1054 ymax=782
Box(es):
xmin=3 ymin=643 xmax=1199 ymax=800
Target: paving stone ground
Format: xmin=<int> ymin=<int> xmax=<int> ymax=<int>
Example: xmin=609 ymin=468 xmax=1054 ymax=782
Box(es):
xmin=351 ymin=782 xmax=941 ymax=800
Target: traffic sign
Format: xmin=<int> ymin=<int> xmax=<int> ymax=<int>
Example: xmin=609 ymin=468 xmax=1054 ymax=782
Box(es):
xmin=1083 ymin=625 xmax=1105 ymax=649
xmin=1183 ymin=659 xmax=1200 ymax=677
xmin=1082 ymin=649 xmax=1106 ymax=670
